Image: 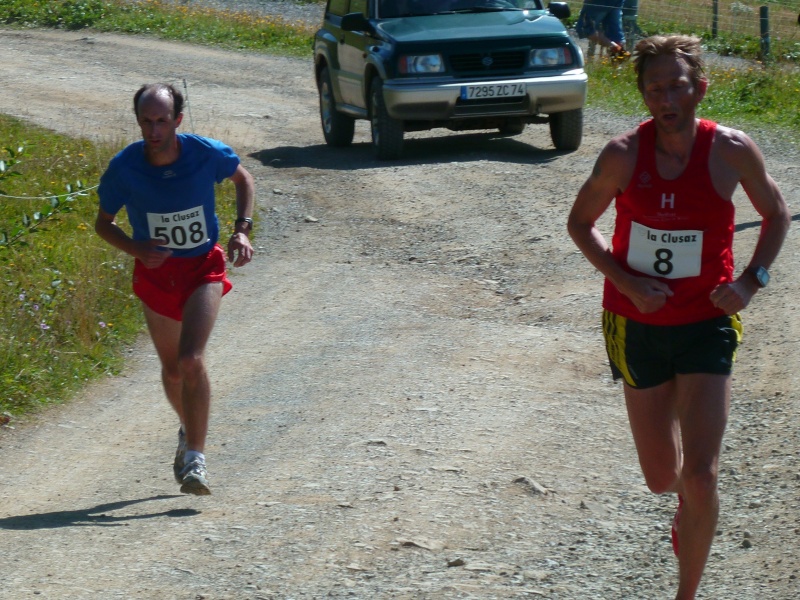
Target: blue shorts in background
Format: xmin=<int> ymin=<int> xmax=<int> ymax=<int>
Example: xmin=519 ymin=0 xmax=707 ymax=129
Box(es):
xmin=575 ymin=2 xmax=625 ymax=45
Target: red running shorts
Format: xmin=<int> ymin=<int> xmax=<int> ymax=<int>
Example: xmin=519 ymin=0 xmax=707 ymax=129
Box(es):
xmin=132 ymin=244 xmax=232 ymax=321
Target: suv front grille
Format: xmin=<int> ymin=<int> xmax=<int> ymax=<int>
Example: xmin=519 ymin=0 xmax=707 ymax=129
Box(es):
xmin=449 ymin=51 xmax=526 ymax=75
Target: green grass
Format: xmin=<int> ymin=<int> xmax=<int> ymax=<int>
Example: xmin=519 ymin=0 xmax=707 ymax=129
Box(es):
xmin=0 ymin=0 xmax=318 ymax=56
xmin=0 ymin=117 xmax=137 ymax=415
xmin=0 ymin=0 xmax=797 ymax=418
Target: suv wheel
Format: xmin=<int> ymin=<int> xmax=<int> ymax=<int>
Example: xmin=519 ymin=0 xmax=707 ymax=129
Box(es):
xmin=370 ymin=78 xmax=404 ymax=160
xmin=549 ymin=108 xmax=583 ymax=151
xmin=318 ymin=66 xmax=355 ymax=147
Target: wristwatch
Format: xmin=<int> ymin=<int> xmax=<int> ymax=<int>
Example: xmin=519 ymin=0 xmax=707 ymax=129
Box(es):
xmin=746 ymin=266 xmax=770 ymax=288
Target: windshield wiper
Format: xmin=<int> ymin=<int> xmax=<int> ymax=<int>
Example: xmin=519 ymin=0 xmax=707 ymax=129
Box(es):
xmin=454 ymin=7 xmax=523 ymax=12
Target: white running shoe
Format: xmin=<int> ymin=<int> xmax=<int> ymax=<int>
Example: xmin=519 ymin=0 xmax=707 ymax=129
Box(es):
xmin=179 ymin=457 xmax=211 ymax=496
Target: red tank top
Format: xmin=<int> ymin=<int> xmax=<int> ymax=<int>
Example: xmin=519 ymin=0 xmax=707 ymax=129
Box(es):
xmin=603 ymin=119 xmax=735 ymax=325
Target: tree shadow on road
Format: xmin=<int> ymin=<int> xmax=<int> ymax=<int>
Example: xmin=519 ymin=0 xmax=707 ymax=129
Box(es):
xmin=250 ymin=131 xmax=567 ymax=171
xmin=735 ymin=212 xmax=800 ymax=232
xmin=0 ymin=495 xmax=200 ymax=530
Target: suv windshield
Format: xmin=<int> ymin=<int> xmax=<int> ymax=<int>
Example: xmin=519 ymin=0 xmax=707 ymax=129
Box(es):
xmin=378 ymin=0 xmax=544 ymax=18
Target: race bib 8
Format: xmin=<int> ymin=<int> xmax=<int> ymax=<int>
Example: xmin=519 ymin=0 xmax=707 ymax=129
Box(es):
xmin=147 ymin=206 xmax=209 ymax=250
xmin=627 ymin=221 xmax=703 ymax=279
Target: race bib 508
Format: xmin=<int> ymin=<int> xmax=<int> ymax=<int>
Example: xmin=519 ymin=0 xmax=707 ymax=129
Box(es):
xmin=146 ymin=206 xmax=209 ymax=250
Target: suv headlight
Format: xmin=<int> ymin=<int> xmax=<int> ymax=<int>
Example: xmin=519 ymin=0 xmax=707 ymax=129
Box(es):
xmin=529 ymin=47 xmax=572 ymax=67
xmin=399 ymin=54 xmax=444 ymax=74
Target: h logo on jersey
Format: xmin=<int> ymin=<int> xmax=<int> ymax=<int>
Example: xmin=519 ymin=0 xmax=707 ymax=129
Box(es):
xmin=661 ymin=193 xmax=675 ymax=210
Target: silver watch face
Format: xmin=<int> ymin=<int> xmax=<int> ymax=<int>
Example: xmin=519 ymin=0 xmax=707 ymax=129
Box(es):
xmin=755 ymin=267 xmax=770 ymax=287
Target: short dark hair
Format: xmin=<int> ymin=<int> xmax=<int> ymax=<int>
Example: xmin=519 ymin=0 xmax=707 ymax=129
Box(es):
xmin=633 ymin=35 xmax=706 ymax=93
xmin=133 ymin=83 xmax=184 ymax=119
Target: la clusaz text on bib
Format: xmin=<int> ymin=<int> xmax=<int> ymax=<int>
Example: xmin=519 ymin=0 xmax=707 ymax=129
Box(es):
xmin=146 ymin=206 xmax=209 ymax=249
xmin=627 ymin=221 xmax=703 ymax=279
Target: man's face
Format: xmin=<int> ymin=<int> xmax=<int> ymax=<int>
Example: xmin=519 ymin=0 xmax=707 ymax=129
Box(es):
xmin=641 ymin=54 xmax=707 ymax=134
xmin=136 ymin=91 xmax=182 ymax=156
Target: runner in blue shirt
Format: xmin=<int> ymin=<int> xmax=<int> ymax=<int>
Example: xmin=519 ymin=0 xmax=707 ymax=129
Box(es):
xmin=96 ymin=83 xmax=255 ymax=495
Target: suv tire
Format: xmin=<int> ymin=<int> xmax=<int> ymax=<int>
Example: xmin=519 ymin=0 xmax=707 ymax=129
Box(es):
xmin=370 ymin=78 xmax=404 ymax=160
xmin=549 ymin=108 xmax=583 ymax=151
xmin=319 ymin=66 xmax=355 ymax=147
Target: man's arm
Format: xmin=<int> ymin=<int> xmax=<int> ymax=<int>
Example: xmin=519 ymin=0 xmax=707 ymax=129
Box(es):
xmin=567 ymin=135 xmax=674 ymax=314
xmin=94 ymin=207 xmax=172 ymax=269
xmin=709 ymin=132 xmax=790 ymax=314
xmin=227 ymin=164 xmax=255 ymax=267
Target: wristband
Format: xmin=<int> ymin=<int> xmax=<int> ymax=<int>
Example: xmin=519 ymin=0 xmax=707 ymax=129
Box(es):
xmin=235 ymin=217 xmax=253 ymax=228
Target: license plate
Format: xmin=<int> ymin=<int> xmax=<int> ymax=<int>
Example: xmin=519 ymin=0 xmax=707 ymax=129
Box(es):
xmin=460 ymin=83 xmax=526 ymax=100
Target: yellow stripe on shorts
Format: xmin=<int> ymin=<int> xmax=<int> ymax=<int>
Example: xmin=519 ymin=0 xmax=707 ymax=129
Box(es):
xmin=603 ymin=310 xmax=636 ymax=387
xmin=731 ymin=312 xmax=743 ymax=363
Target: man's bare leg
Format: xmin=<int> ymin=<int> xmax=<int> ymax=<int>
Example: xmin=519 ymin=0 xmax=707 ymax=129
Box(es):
xmin=673 ymin=373 xmax=730 ymax=600
xmin=142 ymin=305 xmax=183 ymax=422
xmin=175 ymin=282 xmax=223 ymax=453
xmin=624 ymin=373 xmax=730 ymax=599
xmin=141 ymin=282 xmax=222 ymax=492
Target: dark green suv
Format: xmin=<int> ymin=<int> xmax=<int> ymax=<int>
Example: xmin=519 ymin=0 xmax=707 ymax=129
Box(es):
xmin=314 ymin=0 xmax=587 ymax=159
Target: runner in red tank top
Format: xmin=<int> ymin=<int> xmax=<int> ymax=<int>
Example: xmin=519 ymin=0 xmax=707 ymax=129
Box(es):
xmin=567 ymin=36 xmax=789 ymax=600
xmin=605 ymin=118 xmax=735 ymax=326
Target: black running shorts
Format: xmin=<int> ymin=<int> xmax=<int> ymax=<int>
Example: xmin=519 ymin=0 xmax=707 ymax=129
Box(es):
xmin=602 ymin=310 xmax=743 ymax=389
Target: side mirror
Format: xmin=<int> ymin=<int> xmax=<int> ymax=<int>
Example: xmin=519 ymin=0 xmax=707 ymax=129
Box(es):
xmin=547 ymin=2 xmax=571 ymax=20
xmin=341 ymin=12 xmax=373 ymax=33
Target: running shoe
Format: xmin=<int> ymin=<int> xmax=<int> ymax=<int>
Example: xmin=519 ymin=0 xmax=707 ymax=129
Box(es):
xmin=671 ymin=493 xmax=684 ymax=557
xmin=610 ymin=47 xmax=632 ymax=62
xmin=173 ymin=427 xmax=187 ymax=484
xmin=179 ymin=457 xmax=211 ymax=496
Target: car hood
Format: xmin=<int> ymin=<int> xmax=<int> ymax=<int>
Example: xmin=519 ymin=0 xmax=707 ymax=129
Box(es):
xmin=376 ymin=11 xmax=569 ymax=43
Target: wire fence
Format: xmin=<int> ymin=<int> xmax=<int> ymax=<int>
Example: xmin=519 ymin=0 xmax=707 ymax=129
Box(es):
xmin=582 ymin=1 xmax=800 ymax=60
xmin=636 ymin=0 xmax=799 ymax=42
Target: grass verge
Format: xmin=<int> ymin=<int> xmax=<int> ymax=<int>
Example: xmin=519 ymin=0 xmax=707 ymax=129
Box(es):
xmin=0 ymin=0 xmax=318 ymax=57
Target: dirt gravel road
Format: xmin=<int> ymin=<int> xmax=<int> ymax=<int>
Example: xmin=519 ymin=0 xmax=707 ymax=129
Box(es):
xmin=0 ymin=28 xmax=798 ymax=600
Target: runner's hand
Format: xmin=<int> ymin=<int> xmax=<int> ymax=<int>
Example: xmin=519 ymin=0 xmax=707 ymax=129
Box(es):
xmin=136 ymin=239 xmax=172 ymax=269
xmin=228 ymin=232 xmax=254 ymax=267
xmin=621 ymin=276 xmax=674 ymax=314
xmin=709 ymin=278 xmax=757 ymax=315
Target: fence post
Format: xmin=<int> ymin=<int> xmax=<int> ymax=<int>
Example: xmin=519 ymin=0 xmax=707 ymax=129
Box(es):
xmin=760 ymin=5 xmax=770 ymax=62
xmin=712 ymin=0 xmax=718 ymax=38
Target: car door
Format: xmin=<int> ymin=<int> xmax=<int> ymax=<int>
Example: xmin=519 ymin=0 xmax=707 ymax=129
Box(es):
xmin=337 ymin=0 xmax=372 ymax=110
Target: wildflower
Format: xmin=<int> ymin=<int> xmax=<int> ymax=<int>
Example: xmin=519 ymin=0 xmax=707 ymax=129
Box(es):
xmin=18 ymin=293 xmax=25 ymax=301
xmin=40 ymin=322 xmax=50 ymax=330
xmin=33 ymin=304 xmax=40 ymax=311
xmin=99 ymin=321 xmax=107 ymax=328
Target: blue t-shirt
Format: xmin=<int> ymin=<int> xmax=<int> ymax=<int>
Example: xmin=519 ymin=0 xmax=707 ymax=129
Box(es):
xmin=98 ymin=134 xmax=240 ymax=258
